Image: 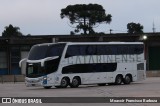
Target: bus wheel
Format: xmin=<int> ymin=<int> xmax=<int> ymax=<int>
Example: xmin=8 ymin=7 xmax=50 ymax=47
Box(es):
xmin=115 ymin=75 xmax=122 ymax=85
xmin=123 ymin=75 xmax=132 ymax=84
xmin=70 ymin=77 xmax=80 ymax=88
xmin=60 ymin=77 xmax=69 ymax=88
xmin=43 ymin=86 xmax=52 ymax=89
xmin=98 ymin=83 xmax=106 ymax=86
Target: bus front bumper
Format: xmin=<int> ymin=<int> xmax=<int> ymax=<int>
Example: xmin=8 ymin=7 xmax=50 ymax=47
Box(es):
xmin=25 ymin=82 xmax=43 ymax=87
xmin=25 ymin=78 xmax=43 ymax=87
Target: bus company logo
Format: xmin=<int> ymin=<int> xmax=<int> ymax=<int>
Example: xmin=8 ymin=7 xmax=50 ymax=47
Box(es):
xmin=2 ymin=98 xmax=11 ymax=103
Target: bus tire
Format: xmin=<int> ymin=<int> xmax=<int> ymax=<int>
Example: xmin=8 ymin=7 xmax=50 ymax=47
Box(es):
xmin=123 ymin=75 xmax=132 ymax=84
xmin=115 ymin=75 xmax=123 ymax=85
xmin=70 ymin=77 xmax=80 ymax=88
xmin=60 ymin=77 xmax=69 ymax=88
xmin=43 ymin=86 xmax=52 ymax=89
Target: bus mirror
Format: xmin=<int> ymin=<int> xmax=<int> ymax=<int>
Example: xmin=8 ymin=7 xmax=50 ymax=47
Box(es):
xmin=41 ymin=56 xmax=59 ymax=67
xmin=19 ymin=58 xmax=27 ymax=67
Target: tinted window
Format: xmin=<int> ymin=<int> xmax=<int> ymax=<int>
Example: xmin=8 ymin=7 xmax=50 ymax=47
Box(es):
xmin=97 ymin=44 xmax=143 ymax=55
xmin=28 ymin=45 xmax=49 ymax=60
xmin=65 ymin=45 xmax=97 ymax=58
xmin=26 ymin=58 xmax=61 ymax=78
xmin=62 ymin=63 xmax=117 ymax=74
xmin=44 ymin=58 xmax=60 ymax=73
xmin=65 ymin=44 xmax=144 ymax=58
xmin=47 ymin=44 xmax=65 ymax=57
xmin=65 ymin=45 xmax=80 ymax=57
xmin=86 ymin=45 xmax=97 ymax=55
xmin=26 ymin=62 xmax=43 ymax=78
xmin=28 ymin=44 xmax=65 ymax=60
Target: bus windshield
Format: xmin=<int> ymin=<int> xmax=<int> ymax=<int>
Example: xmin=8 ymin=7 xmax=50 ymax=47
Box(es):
xmin=26 ymin=43 xmax=66 ymax=78
xmin=28 ymin=43 xmax=66 ymax=60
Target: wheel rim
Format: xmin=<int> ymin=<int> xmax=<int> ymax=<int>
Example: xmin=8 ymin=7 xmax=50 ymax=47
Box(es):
xmin=125 ymin=76 xmax=131 ymax=83
xmin=117 ymin=77 xmax=121 ymax=83
xmin=116 ymin=76 xmax=122 ymax=84
xmin=61 ymin=79 xmax=67 ymax=87
xmin=72 ymin=78 xmax=78 ymax=86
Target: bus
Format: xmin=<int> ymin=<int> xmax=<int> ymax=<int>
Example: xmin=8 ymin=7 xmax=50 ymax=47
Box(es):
xmin=19 ymin=42 xmax=146 ymax=89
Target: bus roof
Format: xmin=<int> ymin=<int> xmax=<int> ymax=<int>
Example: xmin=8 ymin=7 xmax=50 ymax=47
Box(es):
xmin=33 ymin=42 xmax=143 ymax=47
xmin=65 ymin=42 xmax=143 ymax=45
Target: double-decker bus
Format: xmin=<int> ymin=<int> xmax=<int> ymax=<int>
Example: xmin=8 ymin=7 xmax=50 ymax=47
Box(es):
xmin=19 ymin=42 xmax=146 ymax=89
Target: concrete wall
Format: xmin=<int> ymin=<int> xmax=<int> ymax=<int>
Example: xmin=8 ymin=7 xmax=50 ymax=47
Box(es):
xmin=0 ymin=75 xmax=25 ymax=83
xmin=146 ymin=71 xmax=160 ymax=77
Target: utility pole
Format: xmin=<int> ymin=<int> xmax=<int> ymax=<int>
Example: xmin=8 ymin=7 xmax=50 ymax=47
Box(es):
xmin=152 ymin=21 xmax=156 ymax=33
xmin=109 ymin=29 xmax=113 ymax=34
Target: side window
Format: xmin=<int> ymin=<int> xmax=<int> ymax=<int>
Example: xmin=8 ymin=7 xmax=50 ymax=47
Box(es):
xmin=47 ymin=44 xmax=65 ymax=57
xmin=62 ymin=63 xmax=117 ymax=74
xmin=117 ymin=45 xmax=128 ymax=54
xmin=45 ymin=58 xmax=60 ymax=73
xmin=79 ymin=45 xmax=87 ymax=55
xmin=97 ymin=45 xmax=104 ymax=55
xmin=65 ymin=45 xmax=79 ymax=58
xmin=134 ymin=45 xmax=144 ymax=54
xmin=65 ymin=45 xmax=88 ymax=58
xmin=116 ymin=44 xmax=144 ymax=55
xmin=97 ymin=45 xmax=117 ymax=55
xmin=86 ymin=45 xmax=96 ymax=55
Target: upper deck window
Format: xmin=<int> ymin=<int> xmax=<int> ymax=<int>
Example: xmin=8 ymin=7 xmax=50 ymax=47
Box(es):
xmin=28 ymin=44 xmax=65 ymax=60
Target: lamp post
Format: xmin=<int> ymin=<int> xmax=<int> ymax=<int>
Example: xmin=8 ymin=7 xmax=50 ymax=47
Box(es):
xmin=142 ymin=35 xmax=148 ymax=40
xmin=139 ymin=34 xmax=148 ymax=71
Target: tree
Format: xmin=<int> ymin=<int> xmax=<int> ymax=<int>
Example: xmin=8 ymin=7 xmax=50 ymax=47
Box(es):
xmin=60 ymin=4 xmax=112 ymax=35
xmin=2 ymin=24 xmax=23 ymax=37
xmin=127 ymin=22 xmax=143 ymax=34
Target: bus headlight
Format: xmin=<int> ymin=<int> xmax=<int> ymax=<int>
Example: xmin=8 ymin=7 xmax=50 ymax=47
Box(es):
xmin=43 ymin=77 xmax=47 ymax=80
xmin=43 ymin=76 xmax=47 ymax=84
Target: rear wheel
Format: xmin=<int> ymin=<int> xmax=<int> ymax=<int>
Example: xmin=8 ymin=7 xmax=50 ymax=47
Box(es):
xmin=123 ymin=75 xmax=132 ymax=84
xmin=70 ymin=77 xmax=80 ymax=88
xmin=60 ymin=77 xmax=69 ymax=88
xmin=115 ymin=75 xmax=123 ymax=85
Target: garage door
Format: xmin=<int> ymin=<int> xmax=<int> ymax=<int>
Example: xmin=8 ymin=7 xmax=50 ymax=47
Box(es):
xmin=149 ymin=47 xmax=160 ymax=70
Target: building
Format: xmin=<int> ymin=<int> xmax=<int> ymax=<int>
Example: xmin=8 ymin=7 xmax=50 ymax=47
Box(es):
xmin=0 ymin=33 xmax=160 ymax=76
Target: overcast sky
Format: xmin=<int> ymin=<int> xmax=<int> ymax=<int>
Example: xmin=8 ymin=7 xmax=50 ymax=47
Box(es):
xmin=0 ymin=0 xmax=160 ymax=35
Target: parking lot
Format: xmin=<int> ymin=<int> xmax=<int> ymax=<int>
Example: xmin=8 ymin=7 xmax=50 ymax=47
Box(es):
xmin=0 ymin=77 xmax=160 ymax=106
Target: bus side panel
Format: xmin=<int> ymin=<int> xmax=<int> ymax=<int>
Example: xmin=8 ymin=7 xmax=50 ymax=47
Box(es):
xmin=113 ymin=63 xmax=139 ymax=82
xmin=137 ymin=61 xmax=146 ymax=81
